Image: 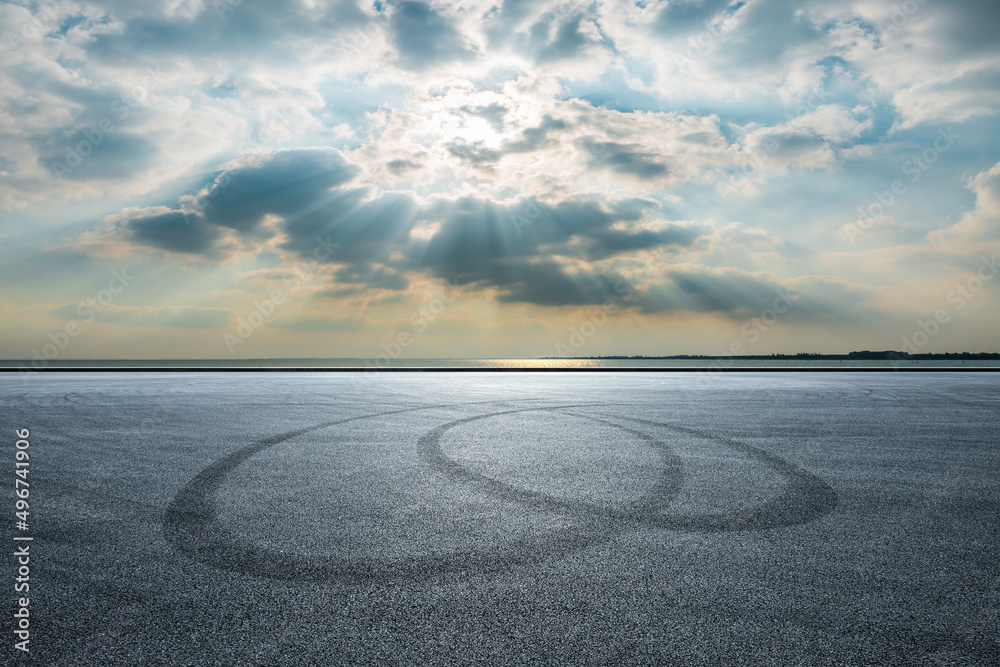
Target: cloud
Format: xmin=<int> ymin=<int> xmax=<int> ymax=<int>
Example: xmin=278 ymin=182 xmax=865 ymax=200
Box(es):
xmin=407 ymin=196 xmax=702 ymax=303
xmin=788 ymin=104 xmax=871 ymax=144
xmin=385 ymin=159 xmax=421 ymax=175
xmin=708 ymin=222 xmax=785 ymax=251
xmin=581 ymin=224 xmax=701 ymax=261
xmin=653 ymin=0 xmax=734 ymax=38
xmin=88 ymin=148 xmax=360 ymax=257
xmin=481 ymin=2 xmax=612 ymax=76
xmin=446 ymin=114 xmax=568 ymax=166
xmin=195 ymin=149 xmax=360 ymax=231
xmin=635 ymin=265 xmax=875 ymax=322
xmin=736 ymin=105 xmax=871 ymax=173
xmin=852 ymin=0 xmax=1000 ymax=130
xmin=81 ymin=147 xmax=708 ymax=307
xmin=333 ymin=264 xmax=410 ymax=291
xmin=278 ymin=189 xmax=419 ymax=268
xmin=344 ymin=83 xmax=733 ymax=199
xmin=587 ymin=141 xmax=669 ymax=180
xmin=926 ymin=161 xmax=1000 ymax=256
xmin=390 ymin=1 xmax=476 ymax=70
xmin=37 ymin=131 xmax=158 ymax=181
xmin=124 ymin=211 xmax=222 ymax=255
xmin=533 ymin=13 xmax=600 ymax=63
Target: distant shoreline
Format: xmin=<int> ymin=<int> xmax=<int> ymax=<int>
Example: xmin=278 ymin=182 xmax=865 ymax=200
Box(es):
xmin=2 ymin=351 xmax=999 ymax=372
xmin=540 ymin=352 xmax=1000 ymax=360
xmin=2 ymin=352 xmax=998 ymax=365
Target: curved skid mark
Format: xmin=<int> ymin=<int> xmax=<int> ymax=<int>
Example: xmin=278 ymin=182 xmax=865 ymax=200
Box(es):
xmin=422 ymin=409 xmax=837 ymax=533
xmin=171 ymin=511 xmax=615 ymax=583
xmin=163 ymin=401 xmax=838 ymax=583
xmin=609 ymin=415 xmax=838 ymax=531
xmin=559 ymin=412 xmax=685 ymax=520
xmin=415 ymin=406 xmax=684 ymax=520
xmin=163 ymin=401 xmax=611 ymax=582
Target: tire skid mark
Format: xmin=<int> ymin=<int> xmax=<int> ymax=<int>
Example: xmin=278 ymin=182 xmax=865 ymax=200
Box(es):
xmin=568 ymin=413 xmax=838 ymax=531
xmin=420 ymin=408 xmax=836 ymax=534
xmin=163 ymin=401 xmax=609 ymax=582
xmin=164 ymin=401 xmax=837 ymax=583
xmin=415 ymin=405 xmax=683 ymax=520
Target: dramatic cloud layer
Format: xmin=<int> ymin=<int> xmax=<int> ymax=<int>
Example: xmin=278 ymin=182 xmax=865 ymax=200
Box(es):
xmin=1 ymin=0 xmax=998 ymax=359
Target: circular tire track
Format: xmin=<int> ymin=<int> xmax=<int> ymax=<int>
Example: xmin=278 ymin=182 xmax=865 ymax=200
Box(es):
xmin=573 ymin=413 xmax=838 ymax=531
xmin=163 ymin=402 xmax=611 ymax=582
xmin=164 ymin=401 xmax=836 ymax=582
xmin=415 ymin=407 xmax=685 ymax=521
xmin=420 ymin=410 xmax=836 ymax=533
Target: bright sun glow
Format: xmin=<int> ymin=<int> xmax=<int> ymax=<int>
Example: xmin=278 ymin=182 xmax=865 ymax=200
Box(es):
xmin=441 ymin=113 xmax=505 ymax=148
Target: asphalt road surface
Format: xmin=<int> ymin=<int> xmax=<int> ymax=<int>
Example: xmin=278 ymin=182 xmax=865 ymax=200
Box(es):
xmin=2 ymin=372 xmax=998 ymax=665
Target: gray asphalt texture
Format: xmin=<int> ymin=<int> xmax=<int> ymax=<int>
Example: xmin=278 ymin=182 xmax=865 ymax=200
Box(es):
xmin=3 ymin=372 xmax=998 ymax=665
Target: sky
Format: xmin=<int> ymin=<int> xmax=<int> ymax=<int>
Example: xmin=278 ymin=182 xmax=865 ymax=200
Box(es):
xmin=1 ymin=0 xmax=999 ymax=360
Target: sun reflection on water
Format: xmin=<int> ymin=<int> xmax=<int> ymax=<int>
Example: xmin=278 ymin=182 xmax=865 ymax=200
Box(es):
xmin=474 ymin=358 xmax=609 ymax=368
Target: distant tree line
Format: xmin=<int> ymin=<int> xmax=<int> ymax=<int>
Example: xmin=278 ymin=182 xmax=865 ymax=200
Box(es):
xmin=542 ymin=351 xmax=1000 ymax=360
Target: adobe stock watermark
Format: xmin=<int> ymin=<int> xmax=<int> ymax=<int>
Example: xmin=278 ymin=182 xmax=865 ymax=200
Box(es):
xmin=3 ymin=1 xmax=58 ymax=51
xmin=552 ymin=258 xmax=666 ymax=356
xmin=666 ymin=14 xmax=730 ymax=71
xmin=510 ymin=134 xmax=608 ymax=235
xmin=875 ymin=0 xmax=930 ymax=36
xmin=509 ymin=198 xmax=542 ymax=235
xmin=222 ymin=235 xmax=342 ymax=351
xmin=223 ymin=268 xmax=307 ymax=353
xmin=346 ymin=7 xmax=389 ymax=56
xmin=12 ymin=428 xmax=33 ymax=655
xmin=843 ymin=127 xmax=959 ymax=243
xmin=238 ymin=108 xmax=296 ymax=156
xmin=895 ymin=255 xmax=997 ymax=356
xmin=553 ymin=300 xmax=621 ymax=357
xmin=18 ymin=268 xmax=135 ymax=380
xmin=365 ymin=278 xmax=462 ymax=368
xmin=692 ymin=286 xmax=801 ymax=385
xmin=50 ymin=66 xmax=165 ymax=180
xmin=214 ymin=0 xmax=244 ymax=21
xmin=737 ymin=287 xmax=801 ymax=346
